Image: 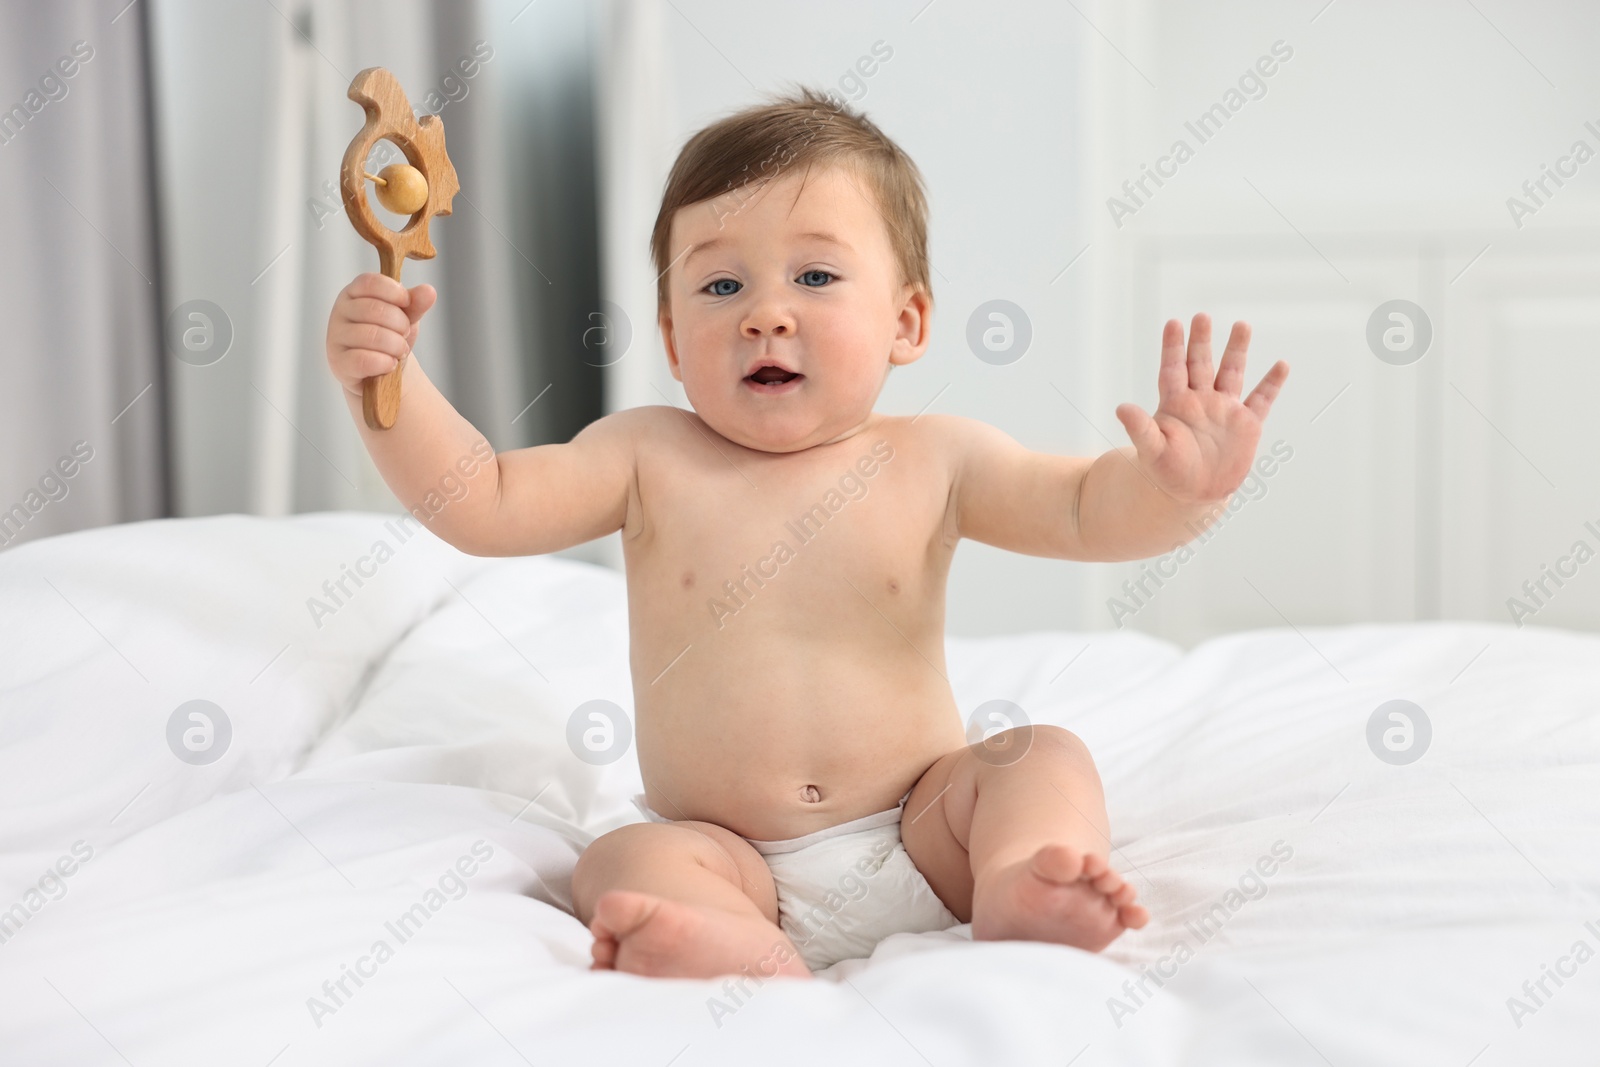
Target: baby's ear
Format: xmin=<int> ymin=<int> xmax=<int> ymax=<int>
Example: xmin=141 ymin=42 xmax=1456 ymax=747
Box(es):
xmin=889 ymin=286 xmax=932 ymax=366
xmin=658 ymin=312 xmax=683 ymax=379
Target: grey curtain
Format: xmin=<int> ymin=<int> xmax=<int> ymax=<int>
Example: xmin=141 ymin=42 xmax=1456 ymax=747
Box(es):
xmin=0 ymin=0 xmax=169 ymax=551
xmin=150 ymin=0 xmax=604 ymax=522
xmin=0 ymin=0 xmax=605 ymax=545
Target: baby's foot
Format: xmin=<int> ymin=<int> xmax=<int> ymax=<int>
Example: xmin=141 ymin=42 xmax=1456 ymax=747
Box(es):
xmin=587 ymin=889 xmax=813 ymax=980
xmin=970 ymin=844 xmax=1149 ymax=952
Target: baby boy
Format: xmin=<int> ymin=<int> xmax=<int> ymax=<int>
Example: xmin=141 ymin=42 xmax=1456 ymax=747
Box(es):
xmin=325 ymin=87 xmax=1288 ymax=978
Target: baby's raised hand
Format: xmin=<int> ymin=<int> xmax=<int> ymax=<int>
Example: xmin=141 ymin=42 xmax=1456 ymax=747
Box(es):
xmin=325 ymin=274 xmax=437 ymax=399
xmin=1113 ymin=313 xmax=1289 ymax=505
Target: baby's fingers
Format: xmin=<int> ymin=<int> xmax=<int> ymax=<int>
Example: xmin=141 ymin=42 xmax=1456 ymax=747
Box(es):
xmin=1156 ymin=318 xmax=1190 ymax=403
xmin=333 ymin=321 xmax=410 ymax=361
xmin=339 ymin=295 xmax=412 ymax=335
xmin=340 ymin=348 xmax=402 ymax=384
xmin=1242 ymin=360 xmax=1290 ymax=420
xmin=1213 ymin=321 xmax=1252 ymax=396
xmin=403 ymin=283 xmax=437 ymax=325
xmin=1115 ymin=402 xmax=1163 ymax=463
xmin=342 ymin=271 xmax=412 ymax=309
xmin=1185 ymin=312 xmax=1214 ymax=391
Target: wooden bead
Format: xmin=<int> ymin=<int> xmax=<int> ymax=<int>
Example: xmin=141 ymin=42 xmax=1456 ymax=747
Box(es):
xmin=373 ymin=163 xmax=429 ymax=215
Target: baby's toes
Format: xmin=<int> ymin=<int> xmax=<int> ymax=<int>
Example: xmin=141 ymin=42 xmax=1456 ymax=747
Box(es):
xmin=1118 ymin=902 xmax=1150 ymax=929
xmin=589 ymin=926 xmax=620 ymax=968
xmin=1079 ymin=851 xmax=1109 ymax=882
xmin=1088 ymin=864 xmax=1125 ymax=897
xmin=1031 ymin=843 xmax=1087 ymax=884
xmin=1107 ymin=881 xmax=1139 ymax=908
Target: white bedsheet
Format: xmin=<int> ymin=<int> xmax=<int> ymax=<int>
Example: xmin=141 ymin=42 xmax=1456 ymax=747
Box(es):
xmin=0 ymin=511 xmax=1595 ymax=1065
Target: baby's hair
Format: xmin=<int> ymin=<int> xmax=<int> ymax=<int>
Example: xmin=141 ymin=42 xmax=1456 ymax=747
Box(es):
xmin=649 ymin=84 xmax=931 ymax=320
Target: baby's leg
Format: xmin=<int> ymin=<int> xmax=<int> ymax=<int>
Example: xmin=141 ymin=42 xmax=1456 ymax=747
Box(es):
xmin=899 ymin=725 xmax=1149 ymax=951
xmin=572 ymin=820 xmax=812 ymax=980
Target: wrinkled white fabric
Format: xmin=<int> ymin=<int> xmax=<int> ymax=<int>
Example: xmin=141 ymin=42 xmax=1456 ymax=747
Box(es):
xmin=1 ymin=512 xmax=1596 ymax=1066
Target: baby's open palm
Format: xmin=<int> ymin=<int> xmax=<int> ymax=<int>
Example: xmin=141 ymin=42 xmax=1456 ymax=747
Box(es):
xmin=1114 ymin=313 xmax=1290 ymax=505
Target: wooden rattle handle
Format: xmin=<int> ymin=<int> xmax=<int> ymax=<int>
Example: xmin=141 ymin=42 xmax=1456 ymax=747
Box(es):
xmin=363 ymin=253 xmax=409 ymax=433
xmin=338 ymin=68 xmax=460 ymax=430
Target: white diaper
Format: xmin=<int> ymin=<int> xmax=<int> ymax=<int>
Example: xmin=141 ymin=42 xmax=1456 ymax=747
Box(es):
xmin=629 ymin=792 xmax=961 ymax=971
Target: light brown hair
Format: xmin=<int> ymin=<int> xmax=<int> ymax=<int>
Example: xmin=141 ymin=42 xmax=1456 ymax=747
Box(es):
xmin=649 ymin=85 xmax=931 ymax=320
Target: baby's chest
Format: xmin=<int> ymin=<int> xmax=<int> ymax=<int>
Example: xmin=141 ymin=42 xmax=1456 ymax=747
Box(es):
xmin=632 ymin=444 xmax=953 ymax=616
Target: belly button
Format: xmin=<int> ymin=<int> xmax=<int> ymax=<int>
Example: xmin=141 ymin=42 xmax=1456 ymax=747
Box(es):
xmin=799 ymin=784 xmax=822 ymax=803
xmin=887 ymin=578 xmax=899 ymax=594
xmin=682 ymin=570 xmax=695 ymax=588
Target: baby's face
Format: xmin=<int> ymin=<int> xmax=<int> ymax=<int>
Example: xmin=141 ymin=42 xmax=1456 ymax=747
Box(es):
xmin=659 ymin=163 xmax=930 ymax=453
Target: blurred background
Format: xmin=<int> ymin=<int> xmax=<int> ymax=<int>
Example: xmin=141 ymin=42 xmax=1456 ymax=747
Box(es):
xmin=2 ymin=0 xmax=1598 ymax=647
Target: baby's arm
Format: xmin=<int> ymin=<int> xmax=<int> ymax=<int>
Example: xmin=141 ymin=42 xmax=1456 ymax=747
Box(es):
xmin=326 ymin=273 xmax=635 ymax=556
xmin=945 ymin=313 xmax=1288 ymax=562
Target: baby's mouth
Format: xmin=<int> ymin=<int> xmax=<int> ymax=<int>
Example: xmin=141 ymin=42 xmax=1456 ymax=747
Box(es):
xmin=744 ymin=364 xmax=804 ymax=390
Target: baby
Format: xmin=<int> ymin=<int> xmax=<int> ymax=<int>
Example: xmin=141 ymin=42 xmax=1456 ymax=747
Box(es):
xmin=325 ymin=87 xmax=1288 ymax=979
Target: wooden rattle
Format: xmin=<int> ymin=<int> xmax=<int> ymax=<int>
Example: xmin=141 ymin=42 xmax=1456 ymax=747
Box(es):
xmin=339 ymin=67 xmax=460 ymax=430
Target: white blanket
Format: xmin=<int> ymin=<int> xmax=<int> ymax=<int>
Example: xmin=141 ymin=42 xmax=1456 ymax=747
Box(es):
xmin=1 ymin=512 xmax=1595 ymax=1065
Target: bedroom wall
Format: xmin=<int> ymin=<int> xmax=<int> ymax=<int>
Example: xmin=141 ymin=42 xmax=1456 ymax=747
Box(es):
xmin=1084 ymin=0 xmax=1600 ymax=646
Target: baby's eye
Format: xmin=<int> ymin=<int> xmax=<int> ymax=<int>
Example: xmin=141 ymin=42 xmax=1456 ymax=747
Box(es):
xmin=704 ymin=278 xmax=741 ymax=297
xmin=797 ymin=270 xmax=834 ymax=288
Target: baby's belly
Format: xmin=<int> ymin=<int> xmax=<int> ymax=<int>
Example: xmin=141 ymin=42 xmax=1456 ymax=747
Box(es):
xmin=633 ymin=642 xmax=968 ymax=841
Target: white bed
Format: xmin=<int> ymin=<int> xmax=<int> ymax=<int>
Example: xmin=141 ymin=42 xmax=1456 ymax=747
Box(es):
xmin=1 ymin=511 xmax=1595 ymax=1065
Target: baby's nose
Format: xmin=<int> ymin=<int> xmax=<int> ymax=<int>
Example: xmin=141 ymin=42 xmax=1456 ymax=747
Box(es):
xmin=741 ymin=299 xmax=795 ymax=337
